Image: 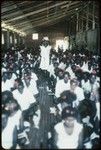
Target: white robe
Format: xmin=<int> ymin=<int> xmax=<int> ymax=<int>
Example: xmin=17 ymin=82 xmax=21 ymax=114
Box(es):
xmin=39 ymin=45 xmax=51 ymax=70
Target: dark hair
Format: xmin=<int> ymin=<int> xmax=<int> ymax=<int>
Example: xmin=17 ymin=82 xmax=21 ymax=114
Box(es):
xmin=64 ymin=71 xmax=70 ymax=78
xmin=62 ymin=106 xmax=77 ymax=119
xmin=18 ymin=81 xmax=24 ymax=87
xmin=70 ymin=78 xmax=78 ymax=85
xmin=2 ymin=91 xmax=13 ymax=104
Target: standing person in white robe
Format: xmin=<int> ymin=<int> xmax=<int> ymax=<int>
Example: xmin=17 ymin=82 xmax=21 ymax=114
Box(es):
xmin=39 ymin=37 xmax=51 ymax=71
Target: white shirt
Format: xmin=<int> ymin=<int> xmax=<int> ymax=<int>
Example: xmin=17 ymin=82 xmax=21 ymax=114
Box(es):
xmin=2 ymin=110 xmax=21 ymax=149
xmin=54 ymin=120 xmax=83 ymax=149
xmin=2 ymin=80 xmax=12 ymax=92
xmin=81 ymin=80 xmax=91 ymax=92
xmin=66 ymin=66 xmax=76 ymax=79
xmin=23 ymin=80 xmax=38 ymax=96
xmin=13 ymin=88 xmax=36 ymax=111
xmin=73 ymin=86 xmax=85 ymax=107
xmin=55 ymin=79 xmax=70 ymax=98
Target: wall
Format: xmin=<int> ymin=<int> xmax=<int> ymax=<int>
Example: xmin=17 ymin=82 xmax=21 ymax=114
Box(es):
xmin=25 ymin=31 xmax=65 ymax=49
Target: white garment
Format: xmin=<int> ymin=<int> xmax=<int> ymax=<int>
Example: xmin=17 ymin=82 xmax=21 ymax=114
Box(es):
xmin=2 ymin=110 xmax=21 ymax=149
xmin=48 ymin=64 xmax=55 ymax=76
xmin=13 ymin=88 xmax=36 ymax=111
xmin=96 ymin=102 xmax=100 ymax=120
xmin=55 ymin=79 xmax=70 ymax=98
xmin=54 ymin=120 xmax=83 ymax=149
xmin=58 ymin=62 xmax=66 ymax=70
xmin=31 ymin=72 xmax=38 ymax=81
xmin=40 ymin=45 xmax=51 ymax=70
xmin=81 ymin=80 xmax=91 ymax=92
xmin=23 ymin=80 xmax=38 ymax=96
xmin=73 ymin=86 xmax=85 ymax=107
xmin=2 ymin=80 xmax=12 ymax=92
xmin=66 ymin=66 xmax=76 ymax=79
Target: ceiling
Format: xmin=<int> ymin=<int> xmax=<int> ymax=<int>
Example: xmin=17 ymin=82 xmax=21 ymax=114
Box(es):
xmin=1 ymin=1 xmax=99 ymax=35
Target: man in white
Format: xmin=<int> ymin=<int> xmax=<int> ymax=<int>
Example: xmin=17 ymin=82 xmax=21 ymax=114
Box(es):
xmin=55 ymin=72 xmax=70 ymax=98
xmin=2 ymin=99 xmax=22 ymax=149
xmin=23 ymin=73 xmax=38 ymax=96
xmin=2 ymin=72 xmax=15 ymax=92
xmin=54 ymin=106 xmax=83 ymax=149
xmin=13 ymin=81 xmax=36 ymax=112
xmin=70 ymin=78 xmax=85 ymax=107
xmin=39 ymin=37 xmax=51 ymax=71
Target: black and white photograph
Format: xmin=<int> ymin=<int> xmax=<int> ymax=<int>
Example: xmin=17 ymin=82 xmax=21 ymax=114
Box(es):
xmin=1 ymin=1 xmax=100 ymax=149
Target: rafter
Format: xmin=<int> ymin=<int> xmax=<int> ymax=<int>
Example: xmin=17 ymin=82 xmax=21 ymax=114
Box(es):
xmin=4 ymin=1 xmax=70 ymax=23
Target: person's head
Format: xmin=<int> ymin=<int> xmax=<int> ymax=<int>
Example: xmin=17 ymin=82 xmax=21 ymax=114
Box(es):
xmin=83 ymin=72 xmax=90 ymax=82
xmin=70 ymin=78 xmax=79 ymax=91
xmin=60 ymin=90 xmax=77 ymax=103
xmin=58 ymin=69 xmax=64 ymax=79
xmin=54 ymin=62 xmax=59 ymax=68
xmin=71 ymin=64 xmax=76 ymax=72
xmin=84 ymin=91 xmax=91 ymax=99
xmin=2 ymin=91 xmax=13 ymax=109
xmin=62 ymin=106 xmax=77 ymax=127
xmin=2 ymin=72 xmax=8 ymax=82
xmin=14 ymin=78 xmax=21 ymax=89
xmin=7 ymin=72 xmax=12 ymax=80
xmin=18 ymin=81 xmax=24 ymax=94
xmin=42 ymin=37 xmax=50 ymax=47
xmin=24 ymin=74 xmax=31 ymax=87
xmin=63 ymin=72 xmax=70 ymax=83
xmin=2 ymin=111 xmax=9 ymax=130
xmin=90 ymin=73 xmax=96 ymax=84
xmin=5 ymin=98 xmax=20 ymax=115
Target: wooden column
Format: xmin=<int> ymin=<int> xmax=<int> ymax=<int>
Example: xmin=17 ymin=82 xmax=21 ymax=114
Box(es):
xmin=92 ymin=1 xmax=95 ymax=29
xmin=6 ymin=30 xmax=10 ymax=49
xmin=86 ymin=4 xmax=89 ymax=31
xmin=76 ymin=12 xmax=79 ymax=32
xmin=13 ymin=32 xmax=16 ymax=47
xmin=81 ymin=6 xmax=84 ymax=32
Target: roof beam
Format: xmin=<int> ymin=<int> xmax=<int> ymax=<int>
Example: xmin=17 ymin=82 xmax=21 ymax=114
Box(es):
xmin=4 ymin=1 xmax=70 ymax=23
xmin=2 ymin=1 xmax=52 ymax=17
xmin=19 ymin=10 xmax=75 ymax=31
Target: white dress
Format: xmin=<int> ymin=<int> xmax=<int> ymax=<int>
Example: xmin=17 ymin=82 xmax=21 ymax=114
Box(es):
xmin=39 ymin=45 xmax=51 ymax=70
xmin=54 ymin=120 xmax=83 ymax=149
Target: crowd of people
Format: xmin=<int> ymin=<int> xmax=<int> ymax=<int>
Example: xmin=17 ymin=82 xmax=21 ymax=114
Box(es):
xmin=1 ymin=37 xmax=100 ymax=149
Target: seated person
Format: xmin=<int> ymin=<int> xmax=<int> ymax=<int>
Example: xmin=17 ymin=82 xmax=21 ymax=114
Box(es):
xmin=53 ymin=106 xmax=83 ymax=149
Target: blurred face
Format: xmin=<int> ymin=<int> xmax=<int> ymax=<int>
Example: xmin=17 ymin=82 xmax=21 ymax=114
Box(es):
xmin=3 ymin=73 xmax=8 ymax=81
xmin=64 ymin=74 xmax=69 ymax=83
xmin=64 ymin=116 xmax=75 ymax=127
xmin=43 ymin=40 xmax=49 ymax=47
xmin=90 ymin=75 xmax=96 ymax=83
xmin=70 ymin=82 xmax=77 ymax=91
xmin=58 ymin=71 xmax=64 ymax=79
xmin=14 ymin=81 xmax=19 ymax=89
xmin=18 ymin=85 xmax=24 ymax=94
xmin=2 ymin=113 xmax=8 ymax=130
xmin=24 ymin=77 xmax=30 ymax=86
xmin=5 ymin=102 xmax=17 ymax=114
xmin=8 ymin=73 xmax=12 ymax=80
